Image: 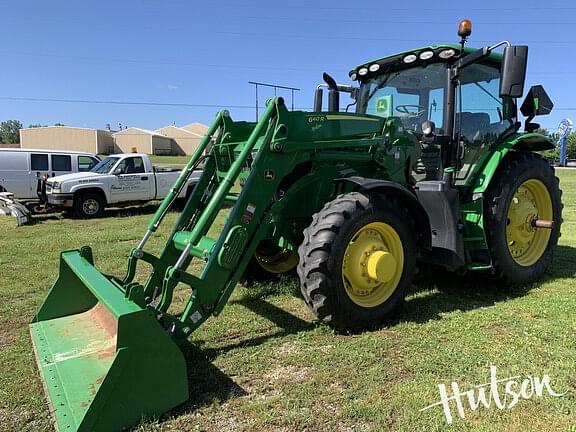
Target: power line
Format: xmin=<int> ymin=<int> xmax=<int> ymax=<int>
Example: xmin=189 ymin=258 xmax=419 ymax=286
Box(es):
xmin=212 ymin=31 xmax=576 ymax=45
xmin=0 ymin=96 xmax=255 ymax=109
xmin=3 ymin=95 xmax=576 ymax=113
xmin=208 ymin=3 xmax=576 ymax=12
xmin=0 ymin=51 xmax=325 ymax=73
xmin=244 ymin=15 xmax=576 ymax=25
xmin=2 ymin=46 xmax=576 ymax=77
xmin=0 ymin=50 xmax=574 ymax=76
xmin=0 ymin=96 xmax=314 ymax=110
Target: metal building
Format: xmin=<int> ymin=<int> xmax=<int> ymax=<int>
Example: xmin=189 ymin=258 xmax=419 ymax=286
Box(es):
xmin=113 ymin=127 xmax=174 ymax=155
xmin=155 ymin=125 xmax=203 ymax=155
xmin=19 ymin=126 xmax=115 ymax=154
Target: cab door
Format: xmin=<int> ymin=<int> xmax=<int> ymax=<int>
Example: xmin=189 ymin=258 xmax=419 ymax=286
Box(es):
xmin=109 ymin=156 xmax=153 ymax=202
xmin=455 ymin=64 xmax=516 ymax=185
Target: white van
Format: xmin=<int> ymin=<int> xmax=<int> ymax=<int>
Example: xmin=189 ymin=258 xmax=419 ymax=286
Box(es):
xmin=0 ymin=149 xmax=100 ymax=200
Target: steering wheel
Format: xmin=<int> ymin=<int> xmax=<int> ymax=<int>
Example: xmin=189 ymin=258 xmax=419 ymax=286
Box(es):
xmin=395 ymin=104 xmax=426 ymax=116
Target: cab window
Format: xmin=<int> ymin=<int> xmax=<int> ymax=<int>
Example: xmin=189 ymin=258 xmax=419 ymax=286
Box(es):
xmin=456 ymin=63 xmax=516 ymax=182
xmin=78 ymin=155 xmax=99 ymax=172
xmin=357 ymin=62 xmax=447 ymax=133
xmin=116 ymin=157 xmax=145 ymax=174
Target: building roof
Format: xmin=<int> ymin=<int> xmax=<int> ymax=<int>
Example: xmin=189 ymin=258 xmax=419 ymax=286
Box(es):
xmin=113 ymin=127 xmax=168 ymax=138
xmin=180 ymin=123 xmax=208 ymax=137
xmin=155 ymin=125 xmax=202 ymax=136
xmin=20 ymin=125 xmax=111 ymax=133
xmin=1 ymin=148 xmax=97 ymax=155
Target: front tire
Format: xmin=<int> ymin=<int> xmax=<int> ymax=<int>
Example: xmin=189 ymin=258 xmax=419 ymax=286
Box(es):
xmin=297 ymin=192 xmax=416 ymax=331
xmin=74 ymin=192 xmax=105 ymax=218
xmin=240 ymin=240 xmax=298 ymax=287
xmin=484 ymin=151 xmax=562 ymax=285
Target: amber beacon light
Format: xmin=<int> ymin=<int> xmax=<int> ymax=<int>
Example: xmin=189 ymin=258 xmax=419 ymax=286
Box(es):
xmin=458 ymin=19 xmax=472 ymax=38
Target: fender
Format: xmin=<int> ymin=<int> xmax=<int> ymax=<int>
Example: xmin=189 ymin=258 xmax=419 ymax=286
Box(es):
xmin=336 ymin=176 xmax=432 ymax=249
xmin=69 ymin=183 xmax=109 ymax=203
xmin=472 ymin=132 xmax=554 ymax=195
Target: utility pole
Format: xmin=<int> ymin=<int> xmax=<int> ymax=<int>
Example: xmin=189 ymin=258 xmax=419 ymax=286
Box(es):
xmin=248 ymin=81 xmax=300 ymax=121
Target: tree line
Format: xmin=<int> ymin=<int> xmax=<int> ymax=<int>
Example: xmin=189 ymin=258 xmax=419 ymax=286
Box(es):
xmin=0 ymin=120 xmax=65 ymax=144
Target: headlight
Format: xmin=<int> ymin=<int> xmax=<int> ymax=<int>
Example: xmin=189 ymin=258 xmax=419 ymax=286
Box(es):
xmin=349 ymin=71 xmax=357 ymax=81
xmin=368 ymin=63 xmax=380 ymax=72
xmin=419 ymin=50 xmax=434 ymax=60
xmin=51 ymin=181 xmax=61 ymax=190
xmin=438 ymin=48 xmax=457 ymax=59
xmin=403 ymin=54 xmax=417 ymax=64
xmin=358 ymin=67 xmax=368 ymax=76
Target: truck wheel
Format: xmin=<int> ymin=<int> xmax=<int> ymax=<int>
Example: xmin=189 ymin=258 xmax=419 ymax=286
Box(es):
xmin=297 ymin=192 xmax=416 ymax=331
xmin=484 ymin=152 xmax=562 ymax=285
xmin=240 ymin=240 xmax=298 ymax=287
xmin=74 ymin=193 xmax=105 ymax=218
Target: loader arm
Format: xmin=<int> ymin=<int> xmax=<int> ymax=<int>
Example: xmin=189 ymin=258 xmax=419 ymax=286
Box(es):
xmin=122 ymin=97 xmax=302 ymax=336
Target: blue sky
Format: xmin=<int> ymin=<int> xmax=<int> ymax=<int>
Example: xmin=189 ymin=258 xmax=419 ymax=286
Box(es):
xmin=0 ymin=0 xmax=574 ymax=132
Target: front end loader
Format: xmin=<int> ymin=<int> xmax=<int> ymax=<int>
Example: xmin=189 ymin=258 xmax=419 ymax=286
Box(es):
xmin=31 ymin=20 xmax=562 ymax=431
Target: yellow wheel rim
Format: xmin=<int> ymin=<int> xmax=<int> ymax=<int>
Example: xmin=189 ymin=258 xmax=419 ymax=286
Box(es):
xmin=506 ymin=179 xmax=553 ymax=267
xmin=254 ymin=248 xmax=298 ymax=274
xmin=341 ymin=222 xmax=404 ymax=308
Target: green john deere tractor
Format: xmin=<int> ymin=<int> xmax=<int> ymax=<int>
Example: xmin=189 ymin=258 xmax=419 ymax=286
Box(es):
xmin=30 ymin=21 xmax=562 ymax=431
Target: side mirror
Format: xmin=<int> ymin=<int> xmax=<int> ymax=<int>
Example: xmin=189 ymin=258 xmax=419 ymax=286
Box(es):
xmin=520 ymin=85 xmax=553 ymax=132
xmin=499 ymin=45 xmax=528 ymax=98
xmin=113 ymin=168 xmax=123 ymax=175
xmin=520 ymin=85 xmax=554 ymax=117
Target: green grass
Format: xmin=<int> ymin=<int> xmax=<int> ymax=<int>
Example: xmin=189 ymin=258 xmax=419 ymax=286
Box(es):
xmin=0 ymin=171 xmax=575 ymax=431
xmin=149 ymin=155 xmax=191 ymax=166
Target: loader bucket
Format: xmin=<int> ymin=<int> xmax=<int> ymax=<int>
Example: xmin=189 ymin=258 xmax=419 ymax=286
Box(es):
xmin=30 ymin=248 xmax=188 ymax=431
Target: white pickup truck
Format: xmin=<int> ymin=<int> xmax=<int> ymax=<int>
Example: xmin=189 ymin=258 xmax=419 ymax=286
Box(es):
xmin=45 ymin=153 xmax=201 ymax=218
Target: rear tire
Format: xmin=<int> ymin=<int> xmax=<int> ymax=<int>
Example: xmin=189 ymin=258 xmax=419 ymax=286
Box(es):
xmin=74 ymin=192 xmax=105 ymax=218
xmin=297 ymin=192 xmax=416 ymax=331
xmin=484 ymin=151 xmax=562 ymax=285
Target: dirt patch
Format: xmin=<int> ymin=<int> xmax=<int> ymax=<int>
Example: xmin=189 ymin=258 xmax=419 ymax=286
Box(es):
xmin=265 ymin=365 xmax=312 ymax=382
xmin=277 ymin=341 xmax=300 ymax=355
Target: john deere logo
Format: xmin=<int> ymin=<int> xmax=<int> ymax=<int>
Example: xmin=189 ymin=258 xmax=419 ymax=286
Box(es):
xmin=264 ymin=170 xmax=275 ymax=181
xmin=376 ymin=98 xmax=389 ymax=113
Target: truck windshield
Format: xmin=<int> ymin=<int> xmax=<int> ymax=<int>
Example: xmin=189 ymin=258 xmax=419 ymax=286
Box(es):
xmin=356 ymin=62 xmax=447 ymax=132
xmin=90 ymin=156 xmax=120 ymax=174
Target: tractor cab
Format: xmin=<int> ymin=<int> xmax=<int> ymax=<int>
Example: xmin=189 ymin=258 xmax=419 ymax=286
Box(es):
xmin=351 ymin=44 xmax=517 ymax=184
xmin=314 ymin=20 xmax=553 ymax=189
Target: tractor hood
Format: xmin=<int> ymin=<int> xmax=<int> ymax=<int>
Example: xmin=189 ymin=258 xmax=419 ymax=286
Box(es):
xmin=282 ymin=111 xmax=386 ymax=142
